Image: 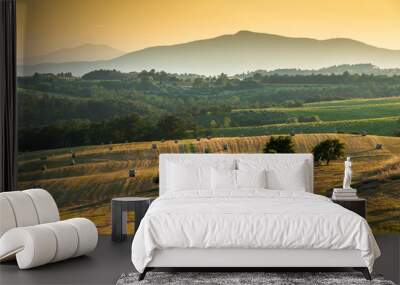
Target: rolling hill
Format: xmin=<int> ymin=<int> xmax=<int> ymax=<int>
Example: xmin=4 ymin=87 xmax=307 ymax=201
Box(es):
xmin=18 ymin=31 xmax=400 ymax=76
xmin=17 ymin=134 xmax=400 ymax=234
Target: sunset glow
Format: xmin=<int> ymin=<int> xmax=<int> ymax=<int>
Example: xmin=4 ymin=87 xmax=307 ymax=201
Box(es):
xmin=17 ymin=0 xmax=400 ymax=58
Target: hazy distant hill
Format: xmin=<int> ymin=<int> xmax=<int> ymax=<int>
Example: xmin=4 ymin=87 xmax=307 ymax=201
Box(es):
xmin=18 ymin=31 xmax=400 ymax=76
xmin=236 ymin=64 xmax=400 ymax=78
xmin=19 ymin=44 xmax=125 ymax=65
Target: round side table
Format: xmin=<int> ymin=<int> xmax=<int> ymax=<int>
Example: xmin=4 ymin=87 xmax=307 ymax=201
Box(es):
xmin=111 ymin=197 xmax=154 ymax=242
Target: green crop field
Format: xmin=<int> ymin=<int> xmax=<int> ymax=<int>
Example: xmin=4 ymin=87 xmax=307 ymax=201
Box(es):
xmin=233 ymin=96 xmax=400 ymax=123
xmin=212 ymin=116 xmax=400 ymax=137
xmin=305 ymin=96 xmax=400 ymax=107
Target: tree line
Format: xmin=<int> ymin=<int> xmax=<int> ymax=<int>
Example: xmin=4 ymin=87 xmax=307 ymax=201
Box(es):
xmin=17 ymin=69 xmax=400 ymax=151
xmin=18 ymin=114 xmax=195 ymax=151
xmin=18 ymin=70 xmax=400 ymax=129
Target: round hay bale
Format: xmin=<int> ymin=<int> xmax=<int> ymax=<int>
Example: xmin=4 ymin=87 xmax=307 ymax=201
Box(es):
xmin=129 ymin=169 xmax=136 ymax=177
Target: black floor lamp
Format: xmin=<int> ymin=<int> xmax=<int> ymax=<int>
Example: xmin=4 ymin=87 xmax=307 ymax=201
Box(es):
xmin=0 ymin=0 xmax=17 ymax=192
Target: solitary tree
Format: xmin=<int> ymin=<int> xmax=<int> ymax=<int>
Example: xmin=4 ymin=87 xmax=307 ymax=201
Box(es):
xmin=263 ymin=136 xmax=295 ymax=153
xmin=210 ymin=120 xmax=218 ymax=128
xmin=223 ymin=116 xmax=231 ymax=128
xmin=312 ymin=139 xmax=345 ymax=165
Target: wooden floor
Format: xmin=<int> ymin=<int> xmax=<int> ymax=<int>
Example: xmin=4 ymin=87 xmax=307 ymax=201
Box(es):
xmin=0 ymin=235 xmax=399 ymax=285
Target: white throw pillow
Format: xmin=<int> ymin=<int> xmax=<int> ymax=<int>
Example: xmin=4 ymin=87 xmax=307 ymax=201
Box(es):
xmin=236 ymin=169 xmax=267 ymax=189
xmin=167 ymin=162 xmax=212 ymax=192
xmin=266 ymin=162 xmax=307 ymax=191
xmin=238 ymin=159 xmax=309 ymax=192
xmin=212 ymin=168 xmax=237 ymax=191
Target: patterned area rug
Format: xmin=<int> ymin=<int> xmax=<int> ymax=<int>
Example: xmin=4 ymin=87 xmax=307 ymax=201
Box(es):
xmin=116 ymin=272 xmax=396 ymax=285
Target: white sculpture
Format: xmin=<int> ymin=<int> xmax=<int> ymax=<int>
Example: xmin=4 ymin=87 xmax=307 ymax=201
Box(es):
xmin=342 ymin=157 xmax=352 ymax=189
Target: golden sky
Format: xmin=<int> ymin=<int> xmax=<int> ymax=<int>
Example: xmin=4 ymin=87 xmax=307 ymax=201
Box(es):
xmin=17 ymin=0 xmax=400 ymax=58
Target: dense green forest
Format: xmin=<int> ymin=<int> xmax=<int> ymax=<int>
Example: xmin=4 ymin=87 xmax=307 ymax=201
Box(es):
xmin=18 ymin=69 xmax=400 ymax=151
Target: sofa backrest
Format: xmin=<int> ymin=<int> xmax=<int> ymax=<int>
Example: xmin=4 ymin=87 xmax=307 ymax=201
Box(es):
xmin=0 ymin=189 xmax=60 ymax=237
xmin=159 ymin=153 xmax=314 ymax=196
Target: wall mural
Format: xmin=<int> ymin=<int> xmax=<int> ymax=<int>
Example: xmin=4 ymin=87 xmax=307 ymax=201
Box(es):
xmin=16 ymin=0 xmax=400 ymax=234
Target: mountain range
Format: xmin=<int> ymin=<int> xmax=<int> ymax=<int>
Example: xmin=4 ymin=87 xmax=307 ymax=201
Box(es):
xmin=19 ymin=44 xmax=125 ymax=66
xmin=18 ymin=31 xmax=400 ymax=76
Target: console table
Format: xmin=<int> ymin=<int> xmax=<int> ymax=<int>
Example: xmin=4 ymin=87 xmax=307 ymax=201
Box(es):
xmin=111 ymin=197 xmax=154 ymax=241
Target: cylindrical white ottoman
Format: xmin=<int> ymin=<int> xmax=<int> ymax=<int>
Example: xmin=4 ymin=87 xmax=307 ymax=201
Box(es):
xmin=0 ymin=218 xmax=98 ymax=269
xmin=0 ymin=189 xmax=98 ymax=269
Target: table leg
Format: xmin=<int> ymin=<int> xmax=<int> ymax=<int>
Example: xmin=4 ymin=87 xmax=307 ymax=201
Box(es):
xmin=112 ymin=201 xmax=126 ymax=242
xmin=122 ymin=209 xmax=127 ymax=236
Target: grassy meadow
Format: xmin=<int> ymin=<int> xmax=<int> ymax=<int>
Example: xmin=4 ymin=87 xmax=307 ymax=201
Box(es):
xmin=18 ymin=133 xmax=400 ymax=234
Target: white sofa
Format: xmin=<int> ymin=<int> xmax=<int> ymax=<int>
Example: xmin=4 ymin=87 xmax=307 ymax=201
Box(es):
xmin=0 ymin=189 xmax=98 ymax=269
